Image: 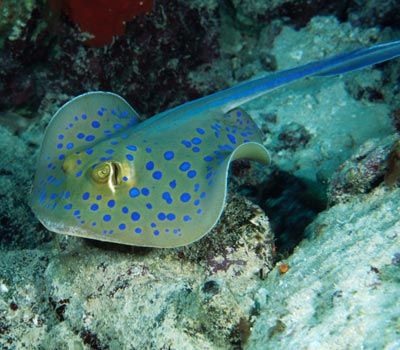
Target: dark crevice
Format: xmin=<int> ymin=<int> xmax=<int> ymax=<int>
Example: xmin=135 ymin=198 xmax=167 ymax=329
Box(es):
xmin=240 ymin=170 xmax=326 ymax=255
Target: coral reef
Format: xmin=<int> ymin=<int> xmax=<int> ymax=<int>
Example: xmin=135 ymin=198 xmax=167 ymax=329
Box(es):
xmin=0 ymin=0 xmax=219 ymax=126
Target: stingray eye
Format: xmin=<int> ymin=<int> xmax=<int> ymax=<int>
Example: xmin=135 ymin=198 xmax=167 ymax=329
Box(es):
xmin=91 ymin=161 xmax=122 ymax=186
xmin=91 ymin=163 xmax=110 ymax=183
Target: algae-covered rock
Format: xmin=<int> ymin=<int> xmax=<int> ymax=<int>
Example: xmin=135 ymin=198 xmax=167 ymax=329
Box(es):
xmin=0 ymin=0 xmax=45 ymax=47
xmin=230 ymin=0 xmax=347 ymax=28
xmin=327 ymin=135 xmax=399 ymax=205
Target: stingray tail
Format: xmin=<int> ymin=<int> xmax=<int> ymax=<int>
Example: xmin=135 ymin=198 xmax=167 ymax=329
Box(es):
xmin=184 ymin=39 xmax=400 ymax=113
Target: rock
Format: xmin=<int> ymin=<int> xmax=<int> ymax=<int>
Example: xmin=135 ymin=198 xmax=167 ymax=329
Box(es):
xmin=248 ymin=187 xmax=400 ymax=349
xmin=249 ymin=17 xmax=396 ymax=188
xmin=0 ymin=126 xmax=50 ymax=249
xmin=0 ymin=195 xmax=273 ymax=349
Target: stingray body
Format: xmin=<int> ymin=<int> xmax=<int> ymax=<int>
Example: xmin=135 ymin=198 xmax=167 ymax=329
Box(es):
xmin=30 ymin=40 xmax=400 ymax=247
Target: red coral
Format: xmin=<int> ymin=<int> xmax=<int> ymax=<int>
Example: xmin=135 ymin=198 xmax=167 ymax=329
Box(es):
xmin=50 ymin=0 xmax=154 ymax=47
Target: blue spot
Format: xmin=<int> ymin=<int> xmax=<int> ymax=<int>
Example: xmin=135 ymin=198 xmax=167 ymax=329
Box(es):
xmin=85 ymin=148 xmax=93 ymax=155
xmin=126 ymin=145 xmax=137 ymax=151
xmin=179 ymin=162 xmax=191 ymax=172
xmin=162 ymin=192 xmax=173 ymax=204
xmin=111 ymin=140 xmax=119 ymax=145
xmin=58 ymin=154 xmax=65 ymax=160
xmin=58 ymin=134 xmax=64 ymax=140
xmin=146 ymin=161 xmax=154 ymax=171
xmin=153 ymin=230 xmax=160 ymax=236
xmin=158 ymin=212 xmax=166 ymax=221
xmin=129 ymin=187 xmax=140 ymax=198
xmin=200 ymin=192 xmax=206 ymax=199
xmin=75 ymin=170 xmax=83 ymax=177
xmin=169 ymin=180 xmax=177 ymax=189
xmin=192 ymin=147 xmax=200 ymax=153
xmin=192 ymin=137 xmax=202 ymax=145
xmin=66 ymin=142 xmax=74 ymax=150
xmin=237 ymin=110 xmax=242 ymax=117
xmin=122 ymin=206 xmax=129 ymax=214
xmin=135 ymin=228 xmax=142 ymax=234
xmin=85 ymin=135 xmax=95 ymax=142
xmin=113 ymin=123 xmax=123 ymax=129
xmin=146 ymin=203 xmax=153 ymax=209
xmin=92 ymin=222 xmax=97 ymax=226
xmin=108 ymin=199 xmax=115 ymax=208
xmin=131 ymin=212 xmax=141 ymax=221
xmin=103 ymin=214 xmax=111 ymax=222
xmin=227 ymin=134 xmax=237 ymax=144
xmin=119 ymin=223 xmax=126 ymax=230
xmin=81 ymin=114 xmax=87 ymax=120
xmin=57 ymin=143 xmax=63 ymax=149
xmin=151 ymin=222 xmax=157 ymax=228
xmin=64 ymin=191 xmax=71 ymax=199
xmin=153 ymin=171 xmax=162 ymax=180
xmin=92 ymin=120 xmax=100 ymax=128
xmin=181 ymin=140 xmax=191 ymax=148
xmin=206 ymin=172 xmax=213 ymax=180
xmin=196 ymin=128 xmax=205 ymax=135
xmin=187 ymin=170 xmax=197 ymax=179
xmin=180 ymin=193 xmax=191 ymax=202
xmin=126 ymin=154 xmax=134 ymax=161
xmin=64 ymin=204 xmax=72 ymax=210
xmin=50 ymin=193 xmax=57 ymax=200
xmin=141 ymin=188 xmax=150 ymax=196
xmin=183 ymin=215 xmax=192 ymax=222
xmin=98 ymin=110 xmax=104 ymax=116
xmin=76 ymin=159 xmax=82 ymax=165
xmin=167 ymin=213 xmax=176 ymax=221
xmin=96 ymin=195 xmax=102 ymax=200
xmin=77 ymin=133 xmax=85 ymax=139
xmin=194 ymin=183 xmax=200 ymax=192
xmin=204 ymin=156 xmax=213 ymax=162
xmin=197 ymin=209 xmax=203 ymax=214
xmin=90 ymin=204 xmax=99 ymax=211
xmin=194 ymin=199 xmax=200 ymax=206
xmin=164 ymin=151 xmax=174 ymax=160
xmin=146 ymin=147 xmax=152 ymax=153
xmin=122 ymin=176 xmax=128 ymax=182
xmin=105 ymin=149 xmax=114 ymax=155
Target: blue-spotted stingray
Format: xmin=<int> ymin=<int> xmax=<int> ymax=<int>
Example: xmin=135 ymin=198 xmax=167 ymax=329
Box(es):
xmin=30 ymin=40 xmax=400 ymax=247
